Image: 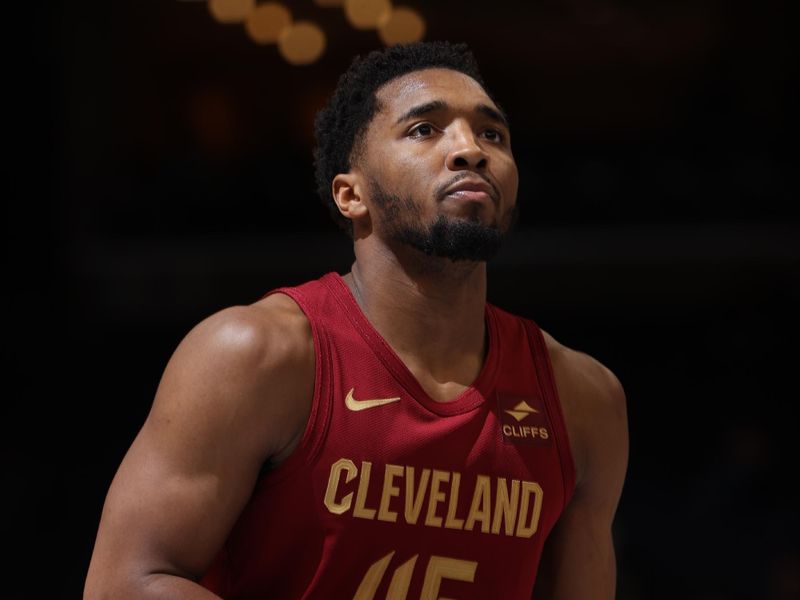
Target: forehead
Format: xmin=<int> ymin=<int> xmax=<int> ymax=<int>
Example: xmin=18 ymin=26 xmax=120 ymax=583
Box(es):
xmin=374 ymin=68 xmax=498 ymax=121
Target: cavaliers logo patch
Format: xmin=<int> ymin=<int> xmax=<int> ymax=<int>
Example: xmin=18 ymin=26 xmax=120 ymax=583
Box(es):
xmin=496 ymin=392 xmax=552 ymax=445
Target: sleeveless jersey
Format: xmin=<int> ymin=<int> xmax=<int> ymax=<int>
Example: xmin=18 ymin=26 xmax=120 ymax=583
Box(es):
xmin=201 ymin=272 xmax=575 ymax=599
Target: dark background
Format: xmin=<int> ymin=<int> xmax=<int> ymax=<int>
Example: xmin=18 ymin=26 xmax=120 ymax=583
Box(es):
xmin=8 ymin=0 xmax=798 ymax=598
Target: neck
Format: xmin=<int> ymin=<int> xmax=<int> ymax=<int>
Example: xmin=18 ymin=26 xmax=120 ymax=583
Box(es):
xmin=344 ymin=239 xmax=488 ymax=399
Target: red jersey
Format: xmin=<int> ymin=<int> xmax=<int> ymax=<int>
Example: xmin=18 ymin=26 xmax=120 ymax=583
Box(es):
xmin=201 ymin=272 xmax=575 ymax=599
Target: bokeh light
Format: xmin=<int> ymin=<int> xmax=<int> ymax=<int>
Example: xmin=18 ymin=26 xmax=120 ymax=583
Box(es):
xmin=278 ymin=21 xmax=327 ymax=65
xmin=344 ymin=0 xmax=392 ymax=30
xmin=208 ymin=0 xmax=255 ymax=24
xmin=245 ymin=3 xmax=292 ymax=45
xmin=378 ymin=6 xmax=425 ymax=45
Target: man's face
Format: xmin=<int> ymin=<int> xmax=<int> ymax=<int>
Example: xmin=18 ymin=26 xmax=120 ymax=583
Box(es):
xmin=356 ymin=68 xmax=519 ymax=262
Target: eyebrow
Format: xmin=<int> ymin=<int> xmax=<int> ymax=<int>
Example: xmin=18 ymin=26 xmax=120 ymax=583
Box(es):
xmin=394 ymin=100 xmax=510 ymax=129
xmin=476 ymin=104 xmax=509 ymax=129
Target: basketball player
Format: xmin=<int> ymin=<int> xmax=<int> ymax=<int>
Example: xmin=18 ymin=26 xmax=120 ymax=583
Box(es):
xmin=85 ymin=42 xmax=627 ymax=599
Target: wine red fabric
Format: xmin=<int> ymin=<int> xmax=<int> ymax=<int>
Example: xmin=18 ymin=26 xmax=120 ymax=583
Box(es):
xmin=201 ymin=272 xmax=575 ymax=599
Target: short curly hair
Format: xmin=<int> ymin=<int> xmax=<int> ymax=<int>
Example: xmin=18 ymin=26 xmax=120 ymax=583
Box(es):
xmin=313 ymin=41 xmax=495 ymax=236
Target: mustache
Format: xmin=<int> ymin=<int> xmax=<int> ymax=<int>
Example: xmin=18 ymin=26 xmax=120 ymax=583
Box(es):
xmin=434 ymin=172 xmax=500 ymax=204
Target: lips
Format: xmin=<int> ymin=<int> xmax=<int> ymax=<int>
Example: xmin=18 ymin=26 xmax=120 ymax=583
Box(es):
xmin=443 ymin=178 xmax=497 ymax=202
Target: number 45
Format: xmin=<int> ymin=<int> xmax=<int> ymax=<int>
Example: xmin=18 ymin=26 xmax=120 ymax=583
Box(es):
xmin=353 ymin=551 xmax=477 ymax=600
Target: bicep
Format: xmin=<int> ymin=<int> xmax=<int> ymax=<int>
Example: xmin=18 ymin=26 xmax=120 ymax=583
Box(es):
xmin=532 ymin=488 xmax=618 ymax=599
xmin=534 ymin=356 xmax=629 ymax=599
xmin=86 ymin=306 xmax=312 ymax=595
xmin=91 ymin=412 xmax=262 ymax=584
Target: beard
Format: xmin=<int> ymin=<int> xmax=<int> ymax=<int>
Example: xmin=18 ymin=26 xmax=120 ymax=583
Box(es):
xmin=368 ymin=177 xmax=516 ymax=263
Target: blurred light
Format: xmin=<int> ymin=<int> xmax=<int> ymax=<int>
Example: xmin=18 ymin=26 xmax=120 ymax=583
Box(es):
xmin=208 ymin=0 xmax=255 ymax=24
xmin=344 ymin=0 xmax=392 ymax=30
xmin=279 ymin=21 xmax=327 ymax=65
xmin=313 ymin=0 xmax=345 ymax=6
xmin=378 ymin=6 xmax=425 ymax=45
xmin=245 ymin=3 xmax=292 ymax=44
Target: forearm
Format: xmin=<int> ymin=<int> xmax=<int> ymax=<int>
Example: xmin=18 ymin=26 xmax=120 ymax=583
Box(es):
xmin=84 ymin=572 xmax=222 ymax=600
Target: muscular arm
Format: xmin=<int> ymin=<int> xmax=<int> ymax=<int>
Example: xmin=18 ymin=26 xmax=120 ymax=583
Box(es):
xmin=84 ymin=295 xmax=314 ymax=599
xmin=533 ymin=338 xmax=629 ymax=600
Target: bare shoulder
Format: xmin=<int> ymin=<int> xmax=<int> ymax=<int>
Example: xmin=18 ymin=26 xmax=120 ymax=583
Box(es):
xmin=540 ymin=330 xmax=625 ymax=414
xmin=540 ymin=329 xmax=628 ymax=490
xmin=530 ymin=332 xmax=627 ymax=600
xmin=84 ymin=293 xmax=315 ymax=597
xmin=185 ymin=292 xmax=312 ymax=367
xmin=152 ymin=291 xmax=315 ymax=462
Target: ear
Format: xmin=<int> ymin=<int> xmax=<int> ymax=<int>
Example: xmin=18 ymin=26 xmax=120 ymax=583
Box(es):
xmin=332 ymin=172 xmax=369 ymax=222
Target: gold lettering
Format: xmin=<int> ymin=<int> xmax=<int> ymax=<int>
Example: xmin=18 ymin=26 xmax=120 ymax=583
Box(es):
xmin=491 ymin=477 xmax=520 ymax=535
xmin=353 ymin=460 xmax=376 ymax=520
xmin=386 ymin=554 xmax=418 ymax=600
xmin=444 ymin=471 xmax=464 ymax=530
xmin=424 ymin=469 xmax=449 ymax=527
xmin=377 ymin=464 xmax=403 ymax=523
xmin=356 ymin=552 xmax=477 ymax=600
xmin=516 ymin=481 xmax=544 ymax=538
xmin=404 ymin=467 xmax=430 ymax=525
xmin=353 ymin=550 xmax=394 ymax=600
xmin=420 ymin=555 xmax=478 ymax=600
xmin=502 ymin=425 xmax=551 ymax=441
xmin=324 ymin=458 xmax=357 ymax=515
xmin=464 ymin=475 xmax=491 ymax=533
xmin=328 ymin=460 xmax=545 ymax=541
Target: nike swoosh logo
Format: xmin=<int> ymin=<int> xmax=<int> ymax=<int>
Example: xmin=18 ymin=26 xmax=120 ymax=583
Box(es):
xmin=345 ymin=388 xmax=401 ymax=411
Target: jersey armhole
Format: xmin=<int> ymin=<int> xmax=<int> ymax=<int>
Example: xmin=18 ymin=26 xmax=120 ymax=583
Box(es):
xmin=253 ymin=287 xmax=333 ymax=488
xmin=524 ymin=320 xmax=577 ymax=508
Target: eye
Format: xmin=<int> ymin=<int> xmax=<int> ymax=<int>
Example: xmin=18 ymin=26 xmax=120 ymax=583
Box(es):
xmin=482 ymin=128 xmax=505 ymax=142
xmin=409 ymin=123 xmax=436 ymax=138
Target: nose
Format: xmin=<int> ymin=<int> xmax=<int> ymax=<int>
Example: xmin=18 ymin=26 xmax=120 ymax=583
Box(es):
xmin=445 ymin=123 xmax=488 ymax=172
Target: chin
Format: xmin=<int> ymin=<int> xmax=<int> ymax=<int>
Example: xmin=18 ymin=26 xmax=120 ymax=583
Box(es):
xmin=442 ymin=204 xmax=492 ymax=225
